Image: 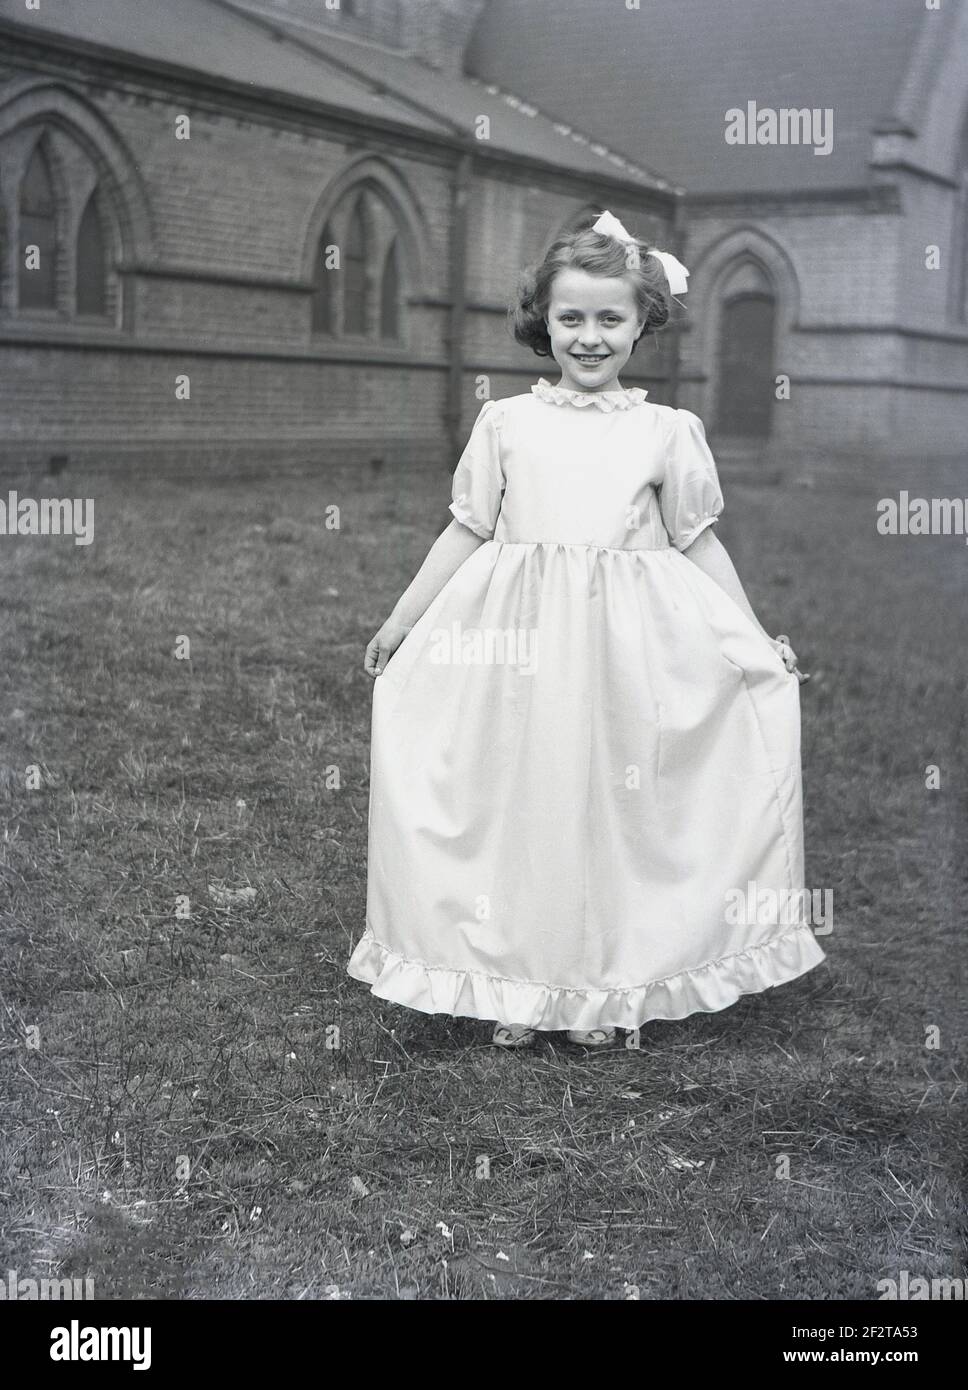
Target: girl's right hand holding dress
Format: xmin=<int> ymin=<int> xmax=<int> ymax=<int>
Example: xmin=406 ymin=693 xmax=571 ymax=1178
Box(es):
xmin=362 ymin=517 xmax=490 ymax=679
xmin=365 ymin=617 xmax=412 ymax=677
xmin=772 ymin=634 xmax=810 ymax=684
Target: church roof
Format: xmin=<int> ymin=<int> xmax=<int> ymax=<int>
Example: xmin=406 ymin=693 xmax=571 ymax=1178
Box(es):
xmin=0 ymin=0 xmax=676 ymax=194
xmin=230 ymin=3 xmax=677 ymax=192
xmin=0 ymin=0 xmax=453 ymax=132
xmin=466 ymin=0 xmax=932 ymax=196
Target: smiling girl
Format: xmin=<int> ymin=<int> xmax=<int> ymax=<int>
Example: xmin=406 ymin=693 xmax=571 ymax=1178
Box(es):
xmin=348 ymin=212 xmax=825 ymax=1049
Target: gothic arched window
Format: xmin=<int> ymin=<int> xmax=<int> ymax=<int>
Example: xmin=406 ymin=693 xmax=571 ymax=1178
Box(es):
xmin=310 ymin=184 xmax=406 ymax=341
xmin=19 ymin=142 xmax=58 ymax=309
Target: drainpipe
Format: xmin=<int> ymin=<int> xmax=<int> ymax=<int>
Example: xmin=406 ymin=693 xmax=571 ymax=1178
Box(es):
xmin=444 ymin=148 xmax=472 ymax=468
xmin=667 ymin=193 xmax=688 ymax=409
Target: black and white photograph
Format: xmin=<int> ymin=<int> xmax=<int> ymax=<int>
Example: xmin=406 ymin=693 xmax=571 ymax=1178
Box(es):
xmin=0 ymin=0 xmax=965 ymax=1340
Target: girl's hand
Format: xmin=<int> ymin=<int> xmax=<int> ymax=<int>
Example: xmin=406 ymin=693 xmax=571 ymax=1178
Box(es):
xmin=364 ymin=618 xmax=412 ymax=678
xmin=772 ymin=634 xmax=810 ymax=684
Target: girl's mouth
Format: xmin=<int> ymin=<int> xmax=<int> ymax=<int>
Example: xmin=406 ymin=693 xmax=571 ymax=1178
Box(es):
xmin=572 ymin=354 xmax=610 ymax=367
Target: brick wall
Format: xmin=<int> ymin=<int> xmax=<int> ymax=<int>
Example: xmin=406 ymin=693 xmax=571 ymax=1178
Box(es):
xmin=679 ymin=195 xmax=968 ymax=461
xmin=3 ymin=32 xmax=963 ymax=471
xmin=0 ymin=341 xmax=450 ymax=467
xmin=0 ymin=40 xmax=680 ymax=471
xmin=0 ymin=48 xmax=462 ymax=467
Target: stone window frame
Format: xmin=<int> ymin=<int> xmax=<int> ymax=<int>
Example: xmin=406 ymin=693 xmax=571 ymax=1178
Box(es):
xmin=303 ymin=155 xmax=429 ymax=350
xmin=310 ymin=182 xmax=406 ymax=344
xmin=0 ymin=122 xmax=121 ymax=326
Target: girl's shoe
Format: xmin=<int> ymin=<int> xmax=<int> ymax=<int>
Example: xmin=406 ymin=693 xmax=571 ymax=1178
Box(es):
xmin=566 ymin=1027 xmax=616 ymax=1047
xmin=492 ymin=1022 xmax=538 ymax=1048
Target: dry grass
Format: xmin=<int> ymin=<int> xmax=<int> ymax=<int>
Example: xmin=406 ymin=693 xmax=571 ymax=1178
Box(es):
xmin=0 ymin=449 xmax=965 ymax=1299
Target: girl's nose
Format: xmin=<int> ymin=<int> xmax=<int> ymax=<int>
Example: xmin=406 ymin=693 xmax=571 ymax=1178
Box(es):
xmin=578 ymin=326 xmax=603 ymax=347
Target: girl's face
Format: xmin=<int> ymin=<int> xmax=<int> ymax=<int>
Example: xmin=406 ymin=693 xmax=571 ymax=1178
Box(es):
xmin=545 ymin=267 xmax=645 ymax=393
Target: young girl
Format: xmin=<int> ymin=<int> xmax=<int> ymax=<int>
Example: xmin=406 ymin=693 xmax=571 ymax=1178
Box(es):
xmin=349 ymin=211 xmax=826 ymax=1049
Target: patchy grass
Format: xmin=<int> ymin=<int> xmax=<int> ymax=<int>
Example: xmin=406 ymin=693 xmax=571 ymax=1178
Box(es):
xmin=0 ymin=451 xmax=965 ymax=1300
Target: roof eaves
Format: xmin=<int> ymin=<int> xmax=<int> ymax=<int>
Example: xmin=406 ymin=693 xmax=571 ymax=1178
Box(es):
xmin=470 ymin=140 xmax=680 ymax=207
xmin=0 ymin=15 xmax=456 ymax=147
xmin=466 ymin=76 xmax=682 ymax=196
xmin=209 ymin=0 xmax=469 ymax=138
xmin=0 ymin=4 xmax=678 ymax=200
xmin=219 ymin=0 xmax=677 ymax=194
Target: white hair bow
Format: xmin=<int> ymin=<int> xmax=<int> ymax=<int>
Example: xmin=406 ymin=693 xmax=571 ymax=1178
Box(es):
xmin=591 ymin=210 xmax=690 ymax=295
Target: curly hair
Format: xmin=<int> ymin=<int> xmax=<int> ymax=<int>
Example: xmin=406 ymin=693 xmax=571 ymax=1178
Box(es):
xmin=509 ymin=224 xmax=672 ymax=358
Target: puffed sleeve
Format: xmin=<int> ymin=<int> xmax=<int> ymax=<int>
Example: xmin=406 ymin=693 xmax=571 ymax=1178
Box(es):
xmin=658 ymin=407 xmax=725 ymax=551
xmin=448 ymin=400 xmax=505 ymax=540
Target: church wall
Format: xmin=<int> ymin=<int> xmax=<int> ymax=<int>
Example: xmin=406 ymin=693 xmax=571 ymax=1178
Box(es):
xmin=0 ymin=51 xmax=460 ymax=467
xmin=680 ymin=195 xmax=968 ymax=461
xmin=4 ymin=9 xmax=960 ymax=470
xmin=0 ymin=36 xmax=677 ymax=470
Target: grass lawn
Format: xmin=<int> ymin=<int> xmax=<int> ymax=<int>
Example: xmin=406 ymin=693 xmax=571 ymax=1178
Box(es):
xmin=0 ymin=449 xmax=965 ymax=1300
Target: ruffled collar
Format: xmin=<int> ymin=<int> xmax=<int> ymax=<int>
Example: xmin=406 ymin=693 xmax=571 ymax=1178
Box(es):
xmin=531 ymin=377 xmax=649 ymax=412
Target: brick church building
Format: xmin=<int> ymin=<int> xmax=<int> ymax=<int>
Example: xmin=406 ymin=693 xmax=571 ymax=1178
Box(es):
xmin=470 ymin=0 xmax=968 ymax=462
xmin=0 ymin=0 xmax=965 ymax=467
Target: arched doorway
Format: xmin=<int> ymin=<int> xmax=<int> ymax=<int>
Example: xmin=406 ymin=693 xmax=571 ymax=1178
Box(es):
xmin=715 ymin=289 xmax=777 ymax=437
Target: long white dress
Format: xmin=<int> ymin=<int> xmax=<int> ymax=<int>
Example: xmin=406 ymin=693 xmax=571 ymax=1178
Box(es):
xmin=347 ymin=378 xmax=826 ymax=1031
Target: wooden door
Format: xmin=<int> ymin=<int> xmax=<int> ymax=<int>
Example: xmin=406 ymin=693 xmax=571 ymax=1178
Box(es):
xmin=715 ymin=292 xmax=776 ymax=437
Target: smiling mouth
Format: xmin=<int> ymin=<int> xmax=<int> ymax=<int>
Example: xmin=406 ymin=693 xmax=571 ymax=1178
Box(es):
xmin=572 ymin=353 xmax=610 ymax=365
